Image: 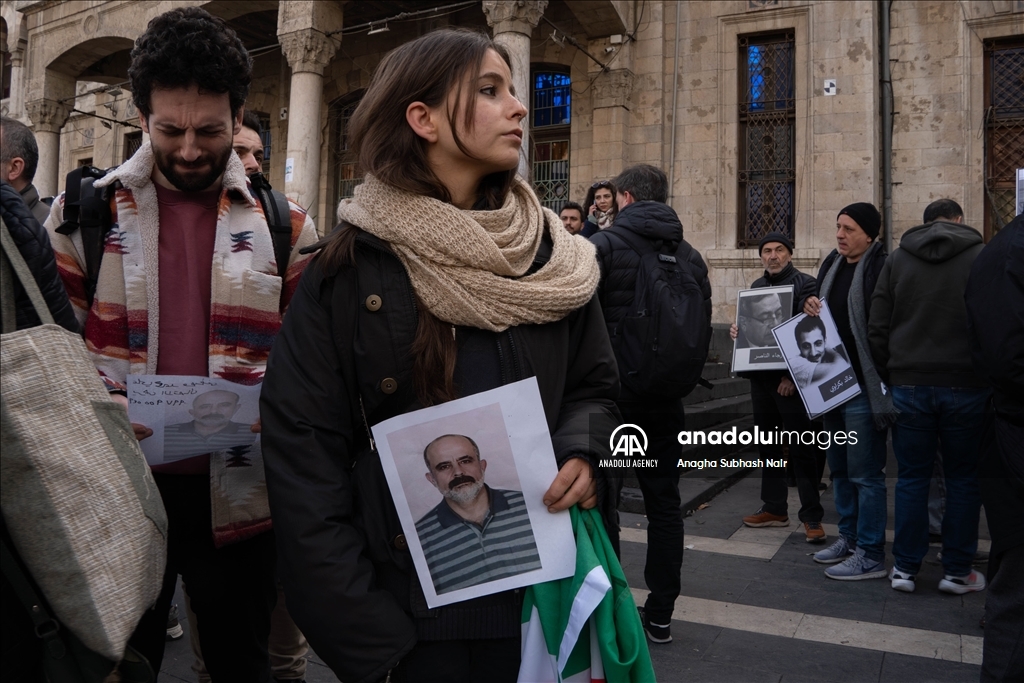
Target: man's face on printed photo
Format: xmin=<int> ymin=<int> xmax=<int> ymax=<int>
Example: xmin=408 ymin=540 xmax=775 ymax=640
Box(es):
xmin=190 ymin=390 xmax=240 ymax=433
xmin=425 ymin=436 xmax=487 ymax=506
xmin=140 ymin=85 xmax=241 ymax=192
xmin=741 ymin=294 xmax=785 ymax=347
xmin=797 ymin=328 xmax=826 ymax=363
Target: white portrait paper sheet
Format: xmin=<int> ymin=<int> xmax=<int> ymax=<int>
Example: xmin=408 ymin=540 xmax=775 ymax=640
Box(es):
xmin=731 ymin=284 xmax=794 ymax=372
xmin=771 ymin=301 xmax=862 ymax=419
xmin=371 ymin=377 xmax=576 ymax=608
xmin=127 ymin=375 xmax=261 ymax=466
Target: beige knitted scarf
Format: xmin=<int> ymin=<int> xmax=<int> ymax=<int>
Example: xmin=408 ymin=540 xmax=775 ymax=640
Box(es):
xmin=336 ymin=175 xmax=601 ymax=332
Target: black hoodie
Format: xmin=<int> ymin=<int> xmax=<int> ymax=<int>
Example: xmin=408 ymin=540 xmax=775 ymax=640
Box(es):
xmin=868 ymin=220 xmax=986 ymax=387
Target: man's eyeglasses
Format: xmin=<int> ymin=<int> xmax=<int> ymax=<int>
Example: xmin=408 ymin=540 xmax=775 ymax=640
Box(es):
xmin=744 ymin=310 xmax=785 ymax=325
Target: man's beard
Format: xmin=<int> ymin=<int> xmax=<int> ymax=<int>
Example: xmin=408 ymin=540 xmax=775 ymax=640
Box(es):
xmin=444 ymin=476 xmax=484 ymax=506
xmin=154 ymin=143 xmax=232 ymax=192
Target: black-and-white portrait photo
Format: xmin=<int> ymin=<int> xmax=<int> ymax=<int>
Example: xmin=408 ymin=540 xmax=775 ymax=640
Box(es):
xmin=789 ymin=316 xmax=852 ymax=390
xmin=371 ymin=378 xmax=575 ymax=608
xmin=163 ymin=389 xmax=258 ymax=461
xmin=127 ymin=375 xmax=261 ymax=465
xmin=771 ymin=302 xmax=862 ymax=419
xmin=732 ymin=285 xmax=794 ymax=372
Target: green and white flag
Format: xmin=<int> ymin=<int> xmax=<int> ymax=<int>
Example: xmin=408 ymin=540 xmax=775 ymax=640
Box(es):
xmin=519 ymin=507 xmax=656 ymax=683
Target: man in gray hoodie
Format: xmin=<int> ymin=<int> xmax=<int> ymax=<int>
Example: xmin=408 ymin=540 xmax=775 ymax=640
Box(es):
xmin=869 ymin=198 xmax=990 ymax=596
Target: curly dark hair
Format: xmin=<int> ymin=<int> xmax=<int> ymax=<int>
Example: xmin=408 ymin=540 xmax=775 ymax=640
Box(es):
xmin=128 ymin=7 xmax=252 ymax=120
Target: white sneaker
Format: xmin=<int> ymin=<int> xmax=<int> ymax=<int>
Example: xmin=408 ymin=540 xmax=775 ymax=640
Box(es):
xmin=939 ymin=570 xmax=986 ymax=595
xmin=889 ymin=567 xmax=916 ymax=593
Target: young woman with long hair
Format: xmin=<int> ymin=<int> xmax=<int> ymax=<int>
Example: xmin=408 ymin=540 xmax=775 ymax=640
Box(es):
xmin=260 ymin=29 xmax=620 ymax=683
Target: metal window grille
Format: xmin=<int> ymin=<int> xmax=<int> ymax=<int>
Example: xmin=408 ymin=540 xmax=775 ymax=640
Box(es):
xmin=328 ymin=97 xmax=364 ymax=212
xmin=256 ymin=112 xmax=272 ymax=174
xmin=123 ymin=131 xmax=142 ymax=163
xmin=984 ymin=38 xmax=1024 ymax=238
xmin=738 ymin=32 xmax=795 ymax=247
xmin=530 ymin=71 xmax=571 ymax=212
xmin=532 ymin=138 xmax=570 ymax=212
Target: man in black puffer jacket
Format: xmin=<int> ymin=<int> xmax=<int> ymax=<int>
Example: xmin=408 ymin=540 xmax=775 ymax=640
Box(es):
xmin=590 ymin=164 xmax=711 ymax=645
xmin=0 ymin=179 xmax=78 ymax=332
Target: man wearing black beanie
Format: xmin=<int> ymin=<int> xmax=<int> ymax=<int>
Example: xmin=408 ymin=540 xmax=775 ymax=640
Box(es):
xmin=801 ymin=202 xmax=894 ymax=581
xmin=730 ymin=232 xmax=825 ymax=543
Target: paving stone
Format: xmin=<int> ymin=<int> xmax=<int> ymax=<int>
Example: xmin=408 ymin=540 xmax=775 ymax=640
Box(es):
xmin=702 ymin=628 xmax=884 ymax=682
xmin=878 ymin=651 xmax=982 ymax=682
xmin=655 ymin=658 xmax=782 ymax=683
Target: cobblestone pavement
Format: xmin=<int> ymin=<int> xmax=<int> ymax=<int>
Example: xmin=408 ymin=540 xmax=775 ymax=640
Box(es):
xmin=159 ymin=448 xmax=988 ymax=682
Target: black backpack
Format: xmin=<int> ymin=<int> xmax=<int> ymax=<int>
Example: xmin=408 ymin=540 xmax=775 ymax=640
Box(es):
xmin=55 ymin=166 xmax=293 ymax=307
xmin=607 ymin=227 xmax=712 ymax=398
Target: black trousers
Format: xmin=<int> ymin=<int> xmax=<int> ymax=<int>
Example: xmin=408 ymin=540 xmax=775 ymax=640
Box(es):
xmin=749 ymin=375 xmax=825 ymax=523
xmin=618 ymin=398 xmax=685 ymax=625
xmin=128 ymin=474 xmax=277 ymax=682
xmin=391 ymin=637 xmax=520 ymax=683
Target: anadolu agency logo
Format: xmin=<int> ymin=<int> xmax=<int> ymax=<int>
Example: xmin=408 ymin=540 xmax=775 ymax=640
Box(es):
xmin=600 ymin=424 xmax=660 ymax=468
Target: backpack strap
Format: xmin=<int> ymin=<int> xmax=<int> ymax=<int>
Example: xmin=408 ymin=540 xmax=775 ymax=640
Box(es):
xmin=55 ymin=166 xmax=115 ymax=308
xmin=249 ymin=174 xmax=293 ymax=279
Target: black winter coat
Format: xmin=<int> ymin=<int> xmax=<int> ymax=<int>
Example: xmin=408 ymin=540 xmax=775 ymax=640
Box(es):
xmin=260 ymin=230 xmax=621 ymax=683
xmin=801 ymin=246 xmax=886 ymax=317
xmin=589 ymin=201 xmax=712 ymax=399
xmin=0 ymin=180 xmax=79 ymax=333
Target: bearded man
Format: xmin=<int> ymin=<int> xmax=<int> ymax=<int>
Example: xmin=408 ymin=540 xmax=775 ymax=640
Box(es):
xmin=45 ymin=7 xmax=318 ymax=677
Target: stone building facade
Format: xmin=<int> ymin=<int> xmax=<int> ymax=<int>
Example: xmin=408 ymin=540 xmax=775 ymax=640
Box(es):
xmin=2 ymin=0 xmax=1022 ymax=323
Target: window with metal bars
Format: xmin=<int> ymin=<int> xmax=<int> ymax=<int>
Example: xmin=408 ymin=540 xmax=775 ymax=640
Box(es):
xmin=738 ymin=32 xmax=795 ymax=247
xmin=530 ymin=70 xmax=571 ymax=212
xmin=123 ymin=131 xmax=142 ymax=163
xmin=983 ymin=37 xmax=1024 ymax=239
xmin=327 ymin=94 xmax=364 ymax=214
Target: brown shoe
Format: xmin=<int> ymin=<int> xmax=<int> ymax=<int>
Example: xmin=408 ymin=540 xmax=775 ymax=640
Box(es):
xmin=742 ymin=508 xmax=789 ymax=527
xmin=804 ymin=522 xmax=826 ymax=543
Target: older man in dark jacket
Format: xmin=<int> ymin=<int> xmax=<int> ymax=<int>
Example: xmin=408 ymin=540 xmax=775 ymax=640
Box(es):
xmin=730 ymin=232 xmax=825 ymax=543
xmin=590 ymin=164 xmax=711 ymax=645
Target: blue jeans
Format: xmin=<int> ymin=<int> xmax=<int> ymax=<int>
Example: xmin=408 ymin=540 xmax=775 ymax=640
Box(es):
xmin=822 ymin=393 xmax=888 ymax=562
xmin=891 ymin=385 xmax=990 ymax=576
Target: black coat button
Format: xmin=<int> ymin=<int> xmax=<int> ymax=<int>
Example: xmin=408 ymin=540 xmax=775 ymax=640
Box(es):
xmin=365 ymin=294 xmax=382 ymax=311
xmin=380 ymin=378 xmax=398 ymax=394
xmin=393 ymin=534 xmax=408 ymax=550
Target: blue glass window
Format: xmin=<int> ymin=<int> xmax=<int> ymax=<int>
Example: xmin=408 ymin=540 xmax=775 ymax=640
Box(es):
xmin=532 ymin=72 xmax=571 ymax=128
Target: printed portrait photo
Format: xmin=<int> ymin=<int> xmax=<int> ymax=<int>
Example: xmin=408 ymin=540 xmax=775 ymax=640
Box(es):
xmin=732 ymin=285 xmax=794 ymax=372
xmin=390 ymin=404 xmax=541 ymax=596
xmin=771 ymin=301 xmax=862 ymax=419
xmin=127 ymin=375 xmax=261 ymax=466
xmin=371 ymin=378 xmax=575 ymax=608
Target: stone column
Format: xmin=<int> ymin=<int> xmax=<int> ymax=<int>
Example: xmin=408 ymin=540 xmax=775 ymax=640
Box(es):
xmin=279 ymin=29 xmax=338 ymax=225
xmin=483 ymin=0 xmax=547 ymax=179
xmin=8 ymin=40 xmax=28 ymax=121
xmin=25 ymin=99 xmax=70 ymax=197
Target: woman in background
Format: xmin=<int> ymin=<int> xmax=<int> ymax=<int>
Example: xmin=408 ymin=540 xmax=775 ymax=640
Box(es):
xmin=580 ymin=179 xmax=618 ymax=237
